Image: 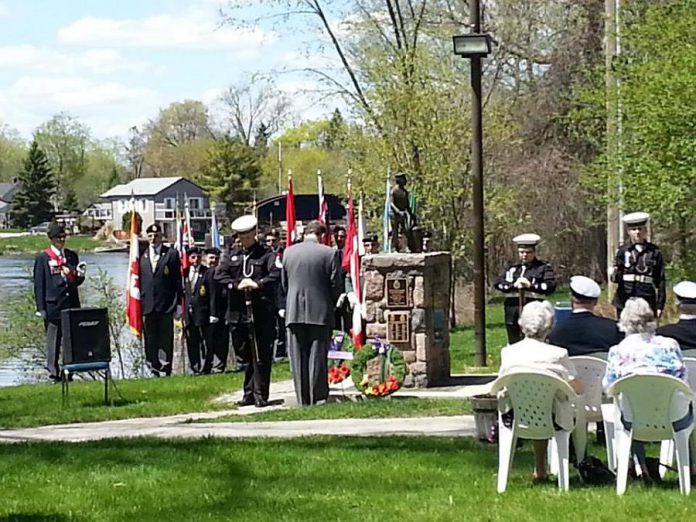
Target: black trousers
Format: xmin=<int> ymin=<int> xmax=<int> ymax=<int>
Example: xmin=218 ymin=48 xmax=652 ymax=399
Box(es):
xmin=143 ymin=312 xmax=174 ymax=376
xmin=44 ymin=320 xmax=62 ymax=379
xmin=235 ymin=320 xmax=273 ymax=402
xmin=184 ymin=317 xmax=206 ymax=374
xmin=274 ymin=314 xmax=287 ymax=358
xmin=203 ymin=321 xmax=229 ymax=373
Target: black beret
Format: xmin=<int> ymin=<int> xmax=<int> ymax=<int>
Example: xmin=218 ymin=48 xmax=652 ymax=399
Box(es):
xmin=362 ymin=233 xmax=379 ymax=243
xmin=187 ymin=246 xmax=201 ymax=256
xmin=145 ymin=224 xmax=161 ymax=234
xmin=205 ymin=247 xmax=221 ymax=255
xmin=47 ymin=222 xmax=65 ymax=239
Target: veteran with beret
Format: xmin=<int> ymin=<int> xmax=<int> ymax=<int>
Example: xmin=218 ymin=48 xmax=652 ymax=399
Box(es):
xmin=657 ymin=281 xmax=696 ymax=357
xmin=183 ymin=247 xmax=207 ymax=374
xmin=33 ymin=222 xmax=86 ymax=381
xmin=493 ymin=233 xmax=556 ymax=344
xmin=609 ymin=212 xmax=666 ymax=318
xmin=549 ymin=275 xmax=623 ymax=359
xmin=139 ymin=223 xmax=183 ymax=377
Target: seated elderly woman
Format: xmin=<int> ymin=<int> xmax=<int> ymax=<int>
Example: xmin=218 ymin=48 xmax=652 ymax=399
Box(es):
xmin=498 ymin=300 xmax=584 ymax=481
xmin=603 ymin=297 xmax=689 ymax=477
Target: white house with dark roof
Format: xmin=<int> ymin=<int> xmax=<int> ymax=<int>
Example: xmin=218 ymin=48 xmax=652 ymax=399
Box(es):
xmin=0 ymin=181 xmax=19 ymax=228
xmin=99 ymin=177 xmax=211 ymax=241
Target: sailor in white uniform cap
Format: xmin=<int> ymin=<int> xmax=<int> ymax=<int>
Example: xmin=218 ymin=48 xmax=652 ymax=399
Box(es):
xmin=657 ymin=281 xmax=696 ymax=357
xmin=494 ymin=233 xmax=556 ymax=344
xmin=609 ymin=211 xmax=665 ymax=318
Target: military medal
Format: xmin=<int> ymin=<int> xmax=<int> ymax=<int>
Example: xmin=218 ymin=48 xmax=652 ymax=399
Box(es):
xmin=200 ymin=286 xmax=206 ymax=296
xmin=164 ymin=266 xmax=169 ymax=275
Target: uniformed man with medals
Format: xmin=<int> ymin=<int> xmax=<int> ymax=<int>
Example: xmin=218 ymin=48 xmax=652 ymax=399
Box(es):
xmin=183 ymin=247 xmax=207 ymax=374
xmin=494 ymin=233 xmax=556 ymax=344
xmin=609 ymin=212 xmax=666 ymax=318
xmin=215 ymin=215 xmax=280 ymax=407
xmin=33 ymin=223 xmax=86 ymax=381
xmin=203 ymin=247 xmax=230 ymax=373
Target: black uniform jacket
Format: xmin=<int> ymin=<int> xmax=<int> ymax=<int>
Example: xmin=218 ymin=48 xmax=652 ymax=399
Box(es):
xmin=548 ymin=311 xmax=624 ymax=357
xmin=493 ymin=258 xmax=556 ymax=325
xmin=33 ymin=247 xmax=84 ymax=322
xmin=657 ymin=319 xmax=696 ymax=357
xmin=611 ymin=241 xmax=666 ymax=311
xmin=184 ymin=265 xmax=208 ymax=327
xmin=140 ymin=244 xmax=182 ymax=315
xmin=214 ymin=242 xmax=280 ymax=324
xmin=205 ymin=266 xmax=228 ymax=323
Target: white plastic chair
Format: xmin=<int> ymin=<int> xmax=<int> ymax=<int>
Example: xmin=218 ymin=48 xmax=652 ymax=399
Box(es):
xmin=607 ymin=373 xmax=695 ymax=495
xmin=491 ymin=370 xmax=582 ymax=493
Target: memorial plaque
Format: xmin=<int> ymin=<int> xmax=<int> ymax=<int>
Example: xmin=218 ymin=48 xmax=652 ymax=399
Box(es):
xmin=387 ymin=311 xmax=411 ymax=344
xmin=386 ymin=276 xmax=411 ymax=308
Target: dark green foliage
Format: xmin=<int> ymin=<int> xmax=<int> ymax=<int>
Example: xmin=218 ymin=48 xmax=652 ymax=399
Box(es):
xmin=10 ymin=140 xmax=56 ymax=228
xmin=121 ymin=210 xmax=143 ymax=234
xmin=62 ymin=188 xmax=79 ymax=212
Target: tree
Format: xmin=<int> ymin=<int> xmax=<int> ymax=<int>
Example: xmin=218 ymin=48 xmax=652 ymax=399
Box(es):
xmin=11 ymin=141 xmax=55 ymax=228
xmin=196 ymin=136 xmax=262 ymax=218
xmin=62 ymin=189 xmax=79 ymax=213
xmin=0 ymin=123 xmax=26 ymax=182
xmin=122 ymin=210 xmax=143 ymax=234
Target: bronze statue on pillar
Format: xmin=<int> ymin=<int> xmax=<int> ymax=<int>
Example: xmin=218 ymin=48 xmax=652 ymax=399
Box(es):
xmin=390 ymin=173 xmax=421 ymax=253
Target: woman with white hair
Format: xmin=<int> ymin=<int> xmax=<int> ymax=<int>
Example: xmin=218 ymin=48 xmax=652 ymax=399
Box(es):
xmin=603 ymin=297 xmax=689 ymax=478
xmin=498 ymin=300 xmax=584 ymax=480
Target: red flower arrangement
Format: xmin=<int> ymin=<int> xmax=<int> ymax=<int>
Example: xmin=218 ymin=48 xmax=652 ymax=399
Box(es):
xmin=327 ymin=331 xmax=354 ymax=385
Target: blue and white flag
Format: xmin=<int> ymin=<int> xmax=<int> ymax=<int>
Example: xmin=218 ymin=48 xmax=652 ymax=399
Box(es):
xmin=210 ymin=201 xmax=220 ymax=249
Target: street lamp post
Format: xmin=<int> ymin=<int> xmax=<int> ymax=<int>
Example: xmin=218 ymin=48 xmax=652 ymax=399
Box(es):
xmin=453 ymin=3 xmax=491 ymax=367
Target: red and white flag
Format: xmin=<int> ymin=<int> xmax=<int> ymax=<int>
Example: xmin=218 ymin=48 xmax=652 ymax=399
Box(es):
xmin=126 ymin=196 xmax=143 ymax=337
xmin=317 ymin=171 xmax=331 ymax=245
xmin=286 ymin=170 xmax=296 ymax=246
xmin=342 ymin=179 xmax=363 ymax=348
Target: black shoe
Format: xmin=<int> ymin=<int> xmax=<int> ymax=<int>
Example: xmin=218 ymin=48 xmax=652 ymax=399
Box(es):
xmin=255 ymin=399 xmax=269 ymax=408
xmin=237 ymin=397 xmax=255 ymax=407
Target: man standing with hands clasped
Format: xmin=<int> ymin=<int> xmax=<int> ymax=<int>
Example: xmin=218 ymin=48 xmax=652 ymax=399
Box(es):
xmin=282 ymin=220 xmax=342 ymax=406
xmin=494 ymin=233 xmax=556 ymax=344
xmin=33 ymin=223 xmax=86 ymax=382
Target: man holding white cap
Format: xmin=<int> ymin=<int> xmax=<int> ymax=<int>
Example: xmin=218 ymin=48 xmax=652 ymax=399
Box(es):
xmin=609 ymin=211 xmax=665 ymax=318
xmin=494 ymin=233 xmax=556 ymax=344
xmin=549 ymin=275 xmax=623 ymax=359
xmin=215 ymin=214 xmax=280 ymax=407
xmin=657 ymin=281 xmax=696 ymax=357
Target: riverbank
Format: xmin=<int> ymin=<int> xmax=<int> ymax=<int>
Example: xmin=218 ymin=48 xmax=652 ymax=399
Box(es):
xmin=0 ymin=234 xmax=109 ymax=255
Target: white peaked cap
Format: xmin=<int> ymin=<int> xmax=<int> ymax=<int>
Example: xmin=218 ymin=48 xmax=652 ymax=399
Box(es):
xmin=674 ymin=281 xmax=696 ymax=303
xmin=231 ymin=215 xmax=257 ymax=233
xmin=570 ymin=276 xmax=601 ymax=299
xmin=513 ymin=233 xmax=541 ymax=247
xmin=622 ymin=211 xmax=650 ymax=226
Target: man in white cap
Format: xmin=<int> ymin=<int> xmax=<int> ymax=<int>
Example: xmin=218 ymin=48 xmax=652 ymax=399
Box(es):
xmin=215 ymin=215 xmax=280 ymax=407
xmin=657 ymin=281 xmax=696 ymax=357
xmin=609 ymin=211 xmax=665 ymax=318
xmin=494 ymin=233 xmax=556 ymax=344
xmin=549 ymin=275 xmax=623 ymax=359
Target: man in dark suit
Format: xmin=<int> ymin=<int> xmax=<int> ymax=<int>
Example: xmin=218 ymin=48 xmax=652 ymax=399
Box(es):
xmin=33 ymin=222 xmax=86 ymax=381
xmin=549 ymin=275 xmax=623 ymax=359
xmin=657 ymin=281 xmax=696 ymax=358
xmin=282 ymin=220 xmax=342 ymax=405
xmin=183 ymin=247 xmax=207 ymax=374
xmin=139 ymin=223 xmax=182 ymax=376
xmin=215 ymin=215 xmax=280 ymax=407
xmin=203 ymin=247 xmax=230 ymax=374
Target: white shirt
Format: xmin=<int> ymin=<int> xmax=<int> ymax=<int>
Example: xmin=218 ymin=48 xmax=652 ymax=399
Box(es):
xmin=149 ymin=245 xmax=161 ymax=271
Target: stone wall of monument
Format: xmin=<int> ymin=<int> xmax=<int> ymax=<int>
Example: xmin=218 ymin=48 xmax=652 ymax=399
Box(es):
xmin=362 ymin=252 xmax=451 ymax=388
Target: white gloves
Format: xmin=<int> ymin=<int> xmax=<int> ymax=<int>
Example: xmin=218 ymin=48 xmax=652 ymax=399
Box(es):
xmin=607 ymin=266 xmax=616 ymax=281
xmin=238 ymin=278 xmax=259 ymax=291
xmin=76 ymin=262 xmax=87 ymax=277
xmin=175 ymin=304 xmax=183 ymax=319
xmin=279 ymin=309 xmax=286 ymax=319
xmin=209 ymin=316 xmax=219 ymax=324
xmin=36 ymin=310 xmax=46 ymax=319
xmin=513 ymin=277 xmax=531 ymax=289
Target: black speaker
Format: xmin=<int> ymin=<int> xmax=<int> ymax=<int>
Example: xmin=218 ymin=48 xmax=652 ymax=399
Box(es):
xmin=61 ymin=307 xmax=111 ymax=364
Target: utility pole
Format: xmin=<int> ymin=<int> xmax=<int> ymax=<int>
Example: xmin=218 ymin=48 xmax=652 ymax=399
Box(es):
xmin=605 ymin=0 xmax=620 ymax=286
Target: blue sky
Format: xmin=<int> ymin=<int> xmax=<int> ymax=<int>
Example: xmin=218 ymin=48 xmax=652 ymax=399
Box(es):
xmin=0 ymin=0 xmax=344 ymax=139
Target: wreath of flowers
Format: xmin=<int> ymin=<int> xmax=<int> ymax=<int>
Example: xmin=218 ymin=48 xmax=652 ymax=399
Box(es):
xmin=328 ymin=331 xmax=354 ymax=384
xmin=351 ymin=336 xmax=406 ymax=397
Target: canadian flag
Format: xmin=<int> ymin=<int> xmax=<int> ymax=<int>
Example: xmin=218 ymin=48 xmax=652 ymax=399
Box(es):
xmin=342 ymin=181 xmax=363 ymax=348
xmin=286 ymin=171 xmax=296 ymax=246
xmin=126 ymin=197 xmax=143 ymax=337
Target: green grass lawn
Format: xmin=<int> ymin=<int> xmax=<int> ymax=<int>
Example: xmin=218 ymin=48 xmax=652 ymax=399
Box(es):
xmin=208 ymin=397 xmax=472 ymax=423
xmin=0 ymin=366 xmax=288 ymax=429
xmin=0 ymin=437 xmax=690 ymax=521
xmin=450 ymin=304 xmax=507 ymax=373
xmin=0 ymin=234 xmax=107 ymax=255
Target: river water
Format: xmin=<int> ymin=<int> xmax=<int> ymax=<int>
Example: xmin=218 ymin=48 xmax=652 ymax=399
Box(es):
xmin=0 ymin=253 xmax=129 ymax=386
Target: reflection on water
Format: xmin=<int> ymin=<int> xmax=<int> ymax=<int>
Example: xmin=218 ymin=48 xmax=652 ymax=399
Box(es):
xmin=0 ymin=252 xmax=129 ymax=387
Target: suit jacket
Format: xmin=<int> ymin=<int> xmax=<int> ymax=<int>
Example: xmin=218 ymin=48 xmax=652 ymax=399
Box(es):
xmin=33 ymin=247 xmax=84 ymax=322
xmin=657 ymin=319 xmax=696 ymax=355
xmin=282 ymin=239 xmax=341 ymax=327
xmin=548 ymin=311 xmax=624 ymax=357
xmin=205 ymin=266 xmax=228 ymax=322
xmin=183 ymin=265 xmax=208 ymax=326
xmin=140 ymin=244 xmax=182 ymax=315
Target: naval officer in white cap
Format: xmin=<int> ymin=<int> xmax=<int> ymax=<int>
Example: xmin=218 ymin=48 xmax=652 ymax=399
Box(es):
xmin=609 ymin=212 xmax=665 ymax=318
xmin=494 ymin=233 xmax=556 ymax=344
xmin=657 ymin=281 xmax=696 ymax=357
xmin=214 ymin=214 xmax=280 ymax=407
xmin=549 ymin=275 xmax=623 ymax=359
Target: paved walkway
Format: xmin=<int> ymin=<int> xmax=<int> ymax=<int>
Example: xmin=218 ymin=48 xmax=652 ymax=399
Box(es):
xmin=0 ymin=378 xmax=491 ymax=444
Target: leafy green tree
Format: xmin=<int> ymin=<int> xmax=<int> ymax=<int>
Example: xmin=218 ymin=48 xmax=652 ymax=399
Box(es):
xmin=197 ymin=135 xmax=262 ymax=218
xmin=62 ymin=189 xmax=79 ymax=212
xmin=122 ymin=210 xmax=143 ymax=234
xmin=0 ymin=123 xmax=26 ymax=182
xmin=11 ymin=141 xmax=55 ymax=228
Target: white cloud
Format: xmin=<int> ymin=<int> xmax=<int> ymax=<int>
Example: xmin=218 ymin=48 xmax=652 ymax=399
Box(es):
xmin=57 ymin=6 xmax=275 ymax=52
xmin=0 ymin=45 xmax=153 ymax=75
